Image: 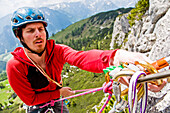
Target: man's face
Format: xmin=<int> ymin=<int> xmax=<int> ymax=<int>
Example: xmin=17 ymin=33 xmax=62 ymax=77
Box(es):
xmin=22 ymin=22 xmax=46 ymax=53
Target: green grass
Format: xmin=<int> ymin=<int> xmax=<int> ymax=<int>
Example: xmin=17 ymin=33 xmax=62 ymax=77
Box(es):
xmin=62 ymin=65 xmax=106 ymax=113
xmin=0 ymin=80 xmax=13 ymax=104
xmin=0 ymin=103 xmax=25 ymax=113
xmin=0 ymin=79 xmax=24 ymax=112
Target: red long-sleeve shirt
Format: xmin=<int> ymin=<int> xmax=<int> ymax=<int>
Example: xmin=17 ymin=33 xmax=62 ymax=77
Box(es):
xmin=6 ymin=39 xmax=117 ymax=106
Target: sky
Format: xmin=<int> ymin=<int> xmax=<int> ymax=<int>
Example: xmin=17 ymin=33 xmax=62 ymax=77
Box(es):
xmin=0 ymin=0 xmax=138 ymax=19
xmin=0 ymin=0 xmax=81 ymax=18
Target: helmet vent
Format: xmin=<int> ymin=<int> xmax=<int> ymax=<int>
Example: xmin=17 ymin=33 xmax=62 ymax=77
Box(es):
xmin=32 ymin=13 xmax=35 ymax=16
xmin=37 ymin=15 xmax=42 ymax=19
xmin=12 ymin=7 xmax=47 ymax=36
xmin=13 ymin=18 xmax=19 ymax=23
xmin=26 ymin=16 xmax=32 ymax=20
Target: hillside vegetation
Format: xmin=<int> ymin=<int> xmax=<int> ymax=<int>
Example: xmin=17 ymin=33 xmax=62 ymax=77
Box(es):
xmin=127 ymin=0 xmax=149 ymax=27
xmin=0 ymin=53 xmax=12 ymax=81
xmin=0 ymin=80 xmax=24 ymax=113
xmin=0 ymin=61 xmax=6 ymax=73
xmin=51 ymin=8 xmax=132 ymax=51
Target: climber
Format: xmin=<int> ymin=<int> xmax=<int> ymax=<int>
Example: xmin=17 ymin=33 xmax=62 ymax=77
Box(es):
xmin=6 ymin=7 xmax=166 ymax=113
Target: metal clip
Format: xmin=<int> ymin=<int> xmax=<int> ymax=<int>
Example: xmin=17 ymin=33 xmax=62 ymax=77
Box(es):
xmin=113 ymin=81 xmax=121 ymax=102
xmin=109 ymin=67 xmax=122 ymax=78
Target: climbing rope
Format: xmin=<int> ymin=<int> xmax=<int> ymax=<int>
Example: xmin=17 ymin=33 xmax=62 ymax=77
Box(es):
xmin=39 ymin=87 xmax=103 ymax=108
xmin=128 ymin=71 xmax=148 ymax=113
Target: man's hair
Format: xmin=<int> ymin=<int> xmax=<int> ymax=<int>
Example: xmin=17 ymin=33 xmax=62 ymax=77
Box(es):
xmin=15 ymin=24 xmax=26 ymax=40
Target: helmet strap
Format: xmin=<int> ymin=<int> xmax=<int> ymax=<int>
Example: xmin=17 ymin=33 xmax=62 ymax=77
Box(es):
xmin=20 ymin=40 xmax=46 ymax=57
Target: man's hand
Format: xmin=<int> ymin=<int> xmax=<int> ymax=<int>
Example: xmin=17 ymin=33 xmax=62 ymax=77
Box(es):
xmin=148 ymin=79 xmax=167 ymax=92
xmin=111 ymin=49 xmax=167 ymax=92
xmin=59 ymin=87 xmax=75 ymax=97
xmin=118 ymin=77 xmax=167 ymax=92
xmin=111 ymin=49 xmax=152 ymax=66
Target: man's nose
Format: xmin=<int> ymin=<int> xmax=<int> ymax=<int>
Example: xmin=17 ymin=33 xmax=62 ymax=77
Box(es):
xmin=35 ymin=29 xmax=41 ymax=38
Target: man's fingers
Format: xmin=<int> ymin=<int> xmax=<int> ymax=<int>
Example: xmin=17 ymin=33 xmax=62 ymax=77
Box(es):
xmin=148 ymin=80 xmax=167 ymax=92
xmin=118 ymin=77 xmax=130 ymax=86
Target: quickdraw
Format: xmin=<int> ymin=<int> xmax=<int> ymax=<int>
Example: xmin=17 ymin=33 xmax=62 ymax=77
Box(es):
xmin=39 ymin=56 xmax=170 ymax=113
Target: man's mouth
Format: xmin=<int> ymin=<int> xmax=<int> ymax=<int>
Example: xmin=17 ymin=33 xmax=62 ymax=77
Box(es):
xmin=35 ymin=40 xmax=43 ymax=44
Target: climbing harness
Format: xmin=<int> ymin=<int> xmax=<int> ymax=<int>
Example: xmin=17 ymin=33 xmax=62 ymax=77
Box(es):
xmin=38 ymin=56 xmax=170 ymax=113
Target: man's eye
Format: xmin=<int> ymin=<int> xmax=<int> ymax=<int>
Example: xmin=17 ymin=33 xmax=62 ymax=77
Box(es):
xmin=27 ymin=29 xmax=34 ymax=32
xmin=39 ymin=28 xmax=44 ymax=31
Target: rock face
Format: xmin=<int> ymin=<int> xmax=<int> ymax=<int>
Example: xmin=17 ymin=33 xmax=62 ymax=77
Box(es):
xmin=110 ymin=0 xmax=170 ymax=112
xmin=111 ymin=0 xmax=170 ymax=60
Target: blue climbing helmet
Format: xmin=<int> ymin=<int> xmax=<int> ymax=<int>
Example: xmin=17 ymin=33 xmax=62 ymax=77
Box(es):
xmin=11 ymin=7 xmax=48 ymax=37
xmin=11 ymin=7 xmax=48 ymax=56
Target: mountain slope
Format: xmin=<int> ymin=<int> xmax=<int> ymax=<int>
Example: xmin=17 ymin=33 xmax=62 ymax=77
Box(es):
xmin=48 ymin=0 xmax=118 ymax=22
xmin=51 ymin=8 xmax=133 ymax=51
xmin=39 ymin=7 xmax=72 ymax=35
xmin=49 ymin=2 xmax=91 ymax=22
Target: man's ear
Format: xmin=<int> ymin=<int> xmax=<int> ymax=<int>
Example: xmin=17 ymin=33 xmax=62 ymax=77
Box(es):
xmin=16 ymin=36 xmax=19 ymax=40
xmin=16 ymin=36 xmax=24 ymax=42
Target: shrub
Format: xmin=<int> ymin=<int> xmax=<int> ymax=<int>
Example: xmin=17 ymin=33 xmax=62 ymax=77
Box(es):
xmin=127 ymin=0 xmax=149 ymax=27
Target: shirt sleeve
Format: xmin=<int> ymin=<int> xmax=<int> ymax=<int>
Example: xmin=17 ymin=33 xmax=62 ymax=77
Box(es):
xmin=6 ymin=57 xmax=60 ymax=106
xmin=57 ymin=44 xmax=118 ymax=73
